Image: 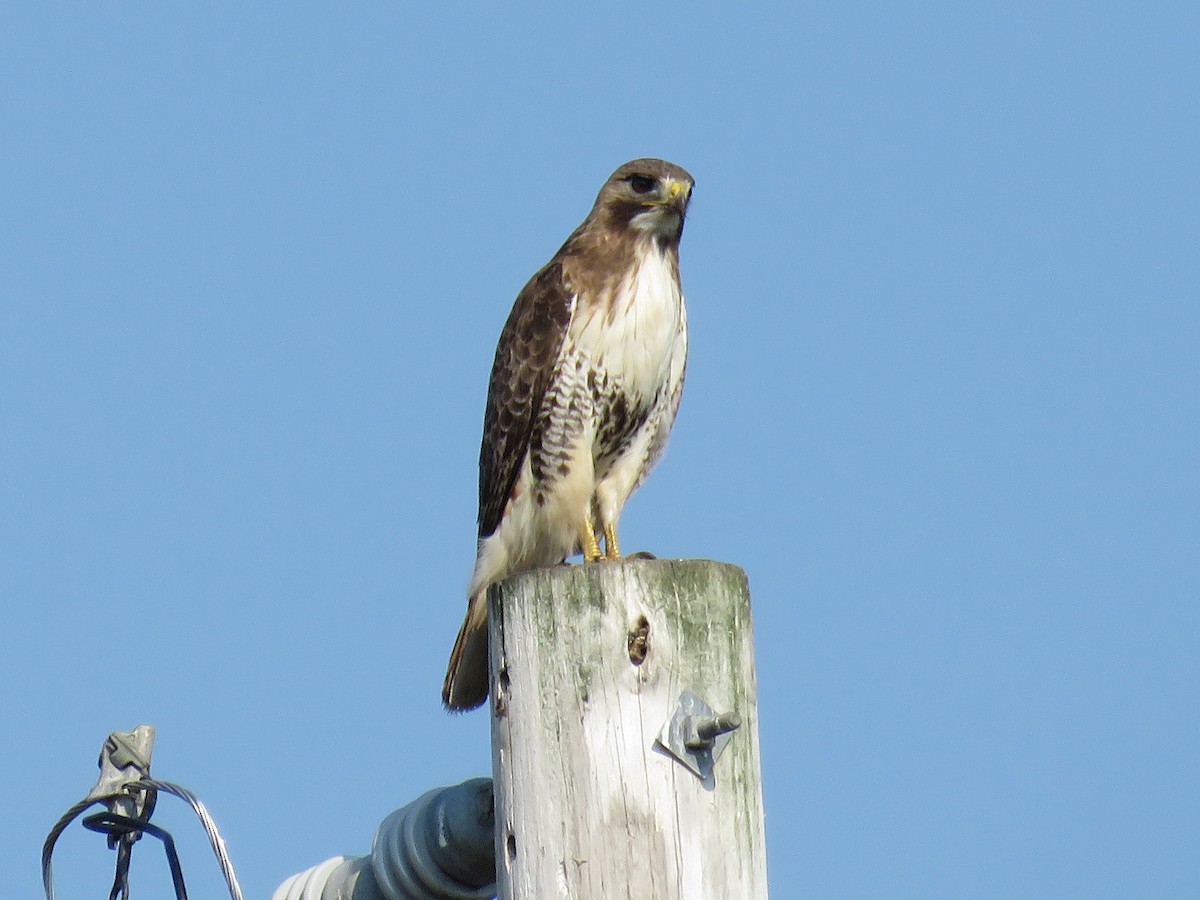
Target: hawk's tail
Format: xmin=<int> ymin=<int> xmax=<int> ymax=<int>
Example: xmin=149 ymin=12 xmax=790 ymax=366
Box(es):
xmin=442 ymin=591 xmax=490 ymax=711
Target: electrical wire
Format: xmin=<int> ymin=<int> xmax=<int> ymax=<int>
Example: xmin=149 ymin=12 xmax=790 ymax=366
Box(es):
xmin=127 ymin=779 xmax=244 ymax=900
xmin=43 ymin=797 xmax=103 ymax=900
xmin=42 ymin=778 xmax=243 ymax=900
xmin=82 ymin=811 xmax=188 ymax=900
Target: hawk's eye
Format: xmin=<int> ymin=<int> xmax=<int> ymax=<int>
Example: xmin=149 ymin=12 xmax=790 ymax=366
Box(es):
xmin=628 ymin=174 xmax=656 ymax=195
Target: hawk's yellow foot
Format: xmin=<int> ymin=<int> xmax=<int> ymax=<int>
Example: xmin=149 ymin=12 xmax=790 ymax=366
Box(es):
xmin=604 ymin=523 xmax=622 ymax=560
xmin=580 ymin=519 xmax=603 ymax=562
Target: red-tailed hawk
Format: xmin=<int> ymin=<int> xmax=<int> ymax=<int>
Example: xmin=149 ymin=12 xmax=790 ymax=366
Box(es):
xmin=443 ymin=158 xmax=694 ymax=711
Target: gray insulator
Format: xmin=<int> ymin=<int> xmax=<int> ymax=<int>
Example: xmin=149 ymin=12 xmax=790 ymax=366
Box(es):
xmin=272 ymin=778 xmax=496 ymax=900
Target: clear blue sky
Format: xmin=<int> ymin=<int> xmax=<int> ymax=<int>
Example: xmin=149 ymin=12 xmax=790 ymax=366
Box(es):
xmin=4 ymin=3 xmax=1197 ymax=897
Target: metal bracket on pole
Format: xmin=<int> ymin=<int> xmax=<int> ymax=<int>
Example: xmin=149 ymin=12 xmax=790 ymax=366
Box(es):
xmin=87 ymin=727 xmax=156 ymax=797
xmin=87 ymin=725 xmax=157 ymax=845
xmin=655 ymin=689 xmax=742 ymax=784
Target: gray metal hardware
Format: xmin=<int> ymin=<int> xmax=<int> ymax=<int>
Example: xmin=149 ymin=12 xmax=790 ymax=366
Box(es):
xmin=655 ymin=689 xmax=742 ymax=783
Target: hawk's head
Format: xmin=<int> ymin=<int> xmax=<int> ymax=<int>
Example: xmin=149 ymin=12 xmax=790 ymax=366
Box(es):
xmin=593 ymin=158 xmax=694 ymax=244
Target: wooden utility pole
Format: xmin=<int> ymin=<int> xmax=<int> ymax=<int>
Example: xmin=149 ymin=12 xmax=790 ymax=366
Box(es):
xmin=488 ymin=558 xmax=768 ymax=899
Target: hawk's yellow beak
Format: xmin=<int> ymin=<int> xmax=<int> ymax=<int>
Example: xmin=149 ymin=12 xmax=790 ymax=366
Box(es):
xmin=643 ymin=179 xmax=688 ymax=209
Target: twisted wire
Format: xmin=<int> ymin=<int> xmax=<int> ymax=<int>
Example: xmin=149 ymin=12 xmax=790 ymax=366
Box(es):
xmin=43 ymin=779 xmax=243 ymax=900
xmin=42 ymin=796 xmax=102 ymax=900
xmin=128 ymin=779 xmax=244 ymax=900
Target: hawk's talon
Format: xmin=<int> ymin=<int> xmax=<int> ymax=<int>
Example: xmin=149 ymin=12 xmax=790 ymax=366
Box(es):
xmin=580 ymin=520 xmax=603 ymax=562
xmin=604 ymin=522 xmax=622 ymax=560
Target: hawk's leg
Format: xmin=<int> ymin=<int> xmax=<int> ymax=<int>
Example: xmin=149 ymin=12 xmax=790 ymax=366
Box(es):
xmin=580 ymin=519 xmax=603 ymax=562
xmin=603 ymin=522 xmax=622 ymax=560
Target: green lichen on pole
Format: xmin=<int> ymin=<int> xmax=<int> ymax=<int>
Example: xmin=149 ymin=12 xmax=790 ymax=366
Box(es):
xmin=489 ymin=558 xmax=768 ymax=900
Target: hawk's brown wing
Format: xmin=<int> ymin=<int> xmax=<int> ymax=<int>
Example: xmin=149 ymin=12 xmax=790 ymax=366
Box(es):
xmin=477 ymin=261 xmax=574 ymax=539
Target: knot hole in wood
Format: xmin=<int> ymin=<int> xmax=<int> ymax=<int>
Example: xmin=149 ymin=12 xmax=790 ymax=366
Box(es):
xmin=627 ymin=615 xmax=650 ymax=666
